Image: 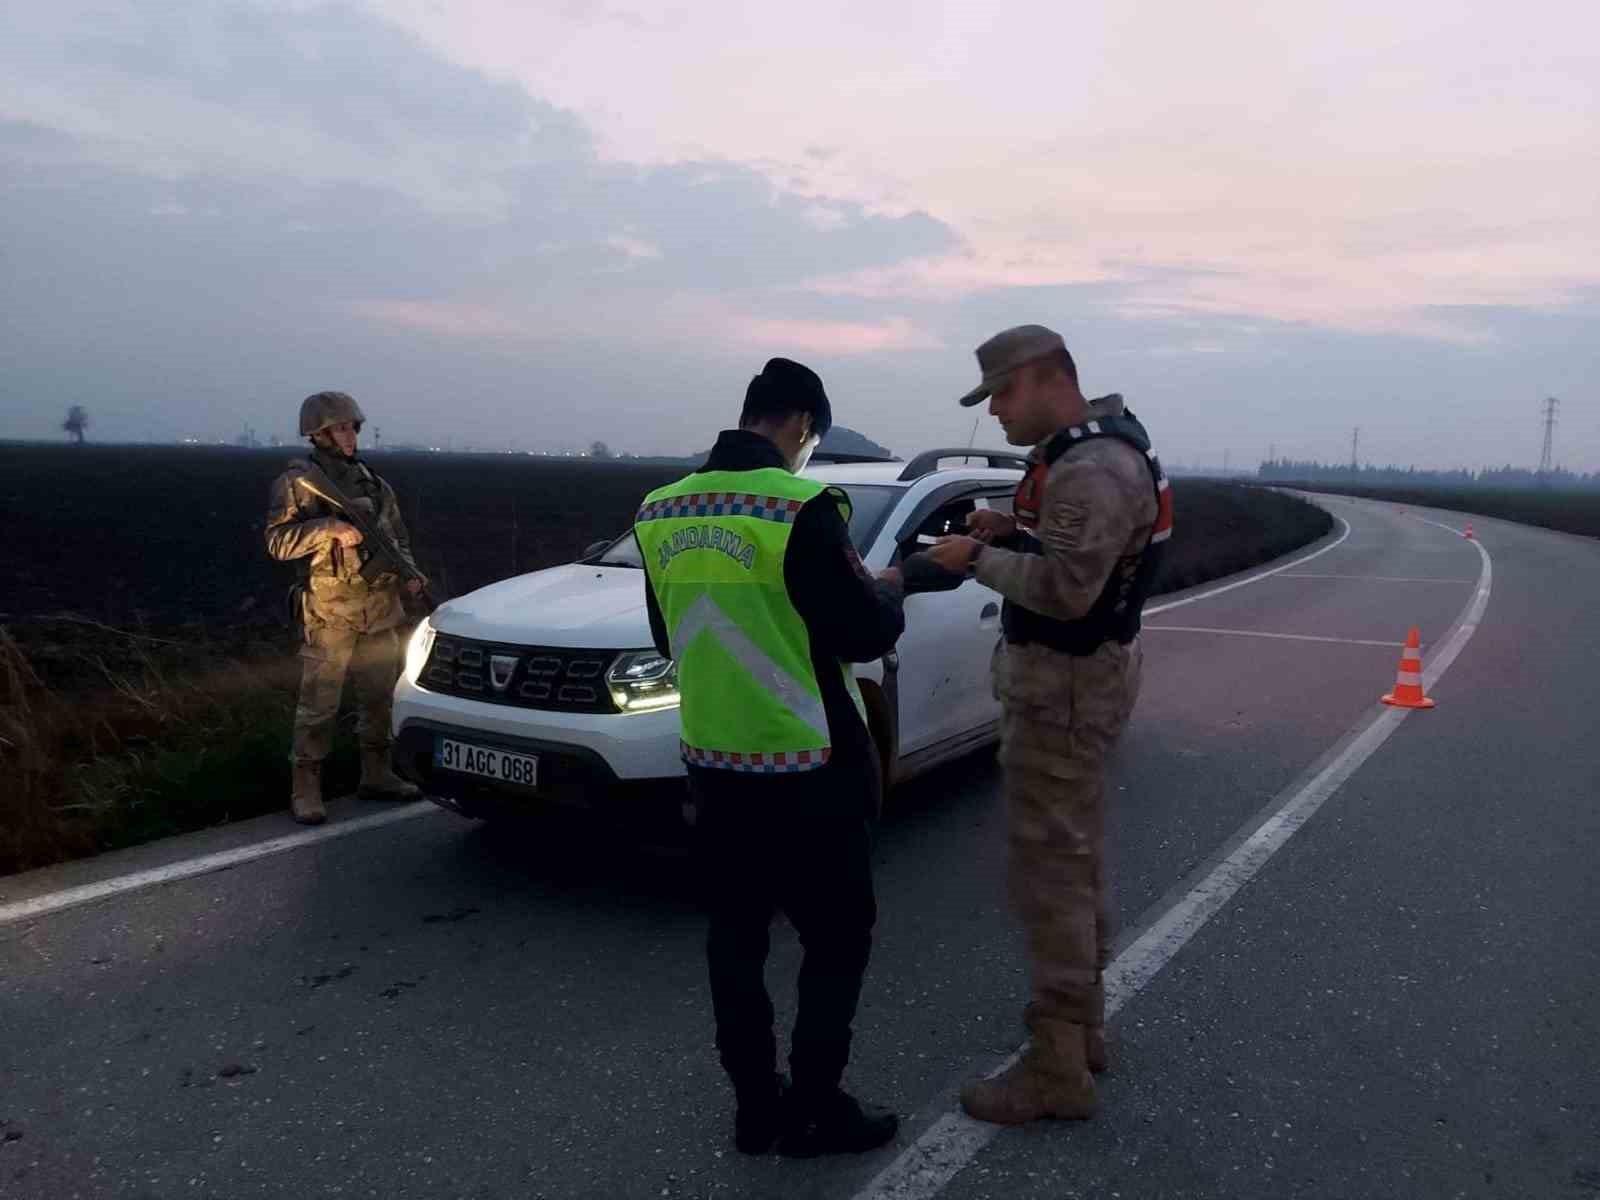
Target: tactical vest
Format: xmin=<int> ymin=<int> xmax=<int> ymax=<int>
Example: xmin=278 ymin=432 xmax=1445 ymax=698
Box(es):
xmin=1003 ymin=411 xmax=1174 ymax=655
xmin=634 ymin=468 xmax=864 ymax=773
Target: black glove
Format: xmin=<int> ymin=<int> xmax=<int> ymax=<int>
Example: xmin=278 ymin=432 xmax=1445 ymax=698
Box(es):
xmin=899 ymin=550 xmax=966 ymax=594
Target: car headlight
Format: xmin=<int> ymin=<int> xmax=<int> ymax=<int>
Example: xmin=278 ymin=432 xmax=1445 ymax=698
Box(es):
xmin=606 ymin=650 xmax=680 ymax=713
xmin=404 ymin=617 xmax=436 ymax=683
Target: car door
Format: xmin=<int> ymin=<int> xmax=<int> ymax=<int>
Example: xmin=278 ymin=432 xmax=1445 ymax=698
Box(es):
xmin=888 ymin=487 xmax=1008 ymax=755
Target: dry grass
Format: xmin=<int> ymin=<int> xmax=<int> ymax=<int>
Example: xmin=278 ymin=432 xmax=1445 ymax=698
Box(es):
xmin=0 ymin=619 xmax=360 ymax=875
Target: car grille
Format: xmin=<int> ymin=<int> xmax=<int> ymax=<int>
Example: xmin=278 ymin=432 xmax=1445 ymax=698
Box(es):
xmin=419 ymin=635 xmax=620 ymax=714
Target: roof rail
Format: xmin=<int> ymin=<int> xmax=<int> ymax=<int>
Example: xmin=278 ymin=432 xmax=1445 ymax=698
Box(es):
xmin=897 ymin=448 xmax=1030 ymax=481
xmin=808 ymin=450 xmax=902 ymax=464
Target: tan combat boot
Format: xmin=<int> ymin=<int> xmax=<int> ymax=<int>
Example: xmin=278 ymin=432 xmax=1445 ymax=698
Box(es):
xmin=358 ymin=746 xmax=421 ymax=800
xmin=1026 ymin=1000 xmax=1107 ymax=1074
xmin=960 ymin=1017 xmax=1098 ymax=1124
xmin=290 ymin=762 xmax=326 ymax=825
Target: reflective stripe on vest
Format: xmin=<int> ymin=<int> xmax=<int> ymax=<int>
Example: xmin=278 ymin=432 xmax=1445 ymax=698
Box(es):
xmin=635 ymin=467 xmax=860 ymax=772
xmin=670 ymin=593 xmax=830 ymax=738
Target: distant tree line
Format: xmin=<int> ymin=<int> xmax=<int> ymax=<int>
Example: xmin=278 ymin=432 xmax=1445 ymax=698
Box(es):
xmin=1257 ymin=459 xmax=1599 ymax=491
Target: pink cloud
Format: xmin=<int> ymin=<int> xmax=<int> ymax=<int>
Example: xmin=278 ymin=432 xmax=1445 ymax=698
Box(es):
xmin=804 ymin=251 xmax=1121 ymax=301
xmin=383 ymin=3 xmax=1599 ymax=342
xmin=727 ymin=315 xmax=942 ymax=355
xmin=349 ymin=300 xmax=527 ymax=338
xmin=349 ymin=296 xmax=943 ymax=359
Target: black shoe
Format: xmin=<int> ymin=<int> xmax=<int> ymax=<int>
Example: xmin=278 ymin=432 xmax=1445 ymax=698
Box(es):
xmin=777 ymin=1088 xmax=899 ymax=1158
xmin=734 ymin=1073 xmax=789 ymax=1155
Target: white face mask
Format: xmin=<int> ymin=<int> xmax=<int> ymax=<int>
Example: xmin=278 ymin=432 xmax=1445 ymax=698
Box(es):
xmin=788 ymin=432 xmax=822 ymax=474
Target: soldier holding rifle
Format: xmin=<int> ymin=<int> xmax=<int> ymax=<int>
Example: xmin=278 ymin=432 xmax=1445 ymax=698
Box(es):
xmin=264 ymin=391 xmax=430 ymax=824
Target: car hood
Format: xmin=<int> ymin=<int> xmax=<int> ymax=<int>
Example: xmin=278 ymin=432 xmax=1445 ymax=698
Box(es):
xmin=429 ymin=564 xmax=652 ymax=649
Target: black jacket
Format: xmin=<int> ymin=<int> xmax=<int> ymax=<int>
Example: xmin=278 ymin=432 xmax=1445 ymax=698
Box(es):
xmin=643 ymin=430 xmax=905 ymax=772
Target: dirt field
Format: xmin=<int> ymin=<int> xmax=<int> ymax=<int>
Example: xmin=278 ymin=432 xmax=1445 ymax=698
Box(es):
xmin=1 ymin=445 xmax=1328 ymax=639
xmin=1 ymin=445 xmax=1332 ymax=874
xmin=2 ymin=446 xmax=681 ymax=649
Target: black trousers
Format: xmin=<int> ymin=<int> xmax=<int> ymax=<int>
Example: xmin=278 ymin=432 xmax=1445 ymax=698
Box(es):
xmin=692 ymin=754 xmax=881 ymax=1099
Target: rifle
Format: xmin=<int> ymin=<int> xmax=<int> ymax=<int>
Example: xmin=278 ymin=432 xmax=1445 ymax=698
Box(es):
xmin=295 ymin=460 xmax=438 ymax=614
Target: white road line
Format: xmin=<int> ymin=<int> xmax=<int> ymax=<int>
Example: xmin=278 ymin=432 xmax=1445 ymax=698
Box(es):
xmin=0 ymin=803 xmax=435 ymax=927
xmin=1142 ymin=626 xmax=1403 ymax=648
xmin=852 ymin=511 xmax=1493 ymax=1200
xmin=1276 ymin=573 xmax=1476 ymax=584
xmin=1144 ymin=517 xmax=1350 ymax=618
xmin=1412 ymin=520 xmax=1493 ymax=689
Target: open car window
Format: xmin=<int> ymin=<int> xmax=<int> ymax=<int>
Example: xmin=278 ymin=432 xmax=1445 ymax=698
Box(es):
xmin=588 ymin=482 xmax=905 ymax=568
xmin=893 ymin=488 xmax=1017 ymax=562
xmin=908 ymin=497 xmax=979 ymax=547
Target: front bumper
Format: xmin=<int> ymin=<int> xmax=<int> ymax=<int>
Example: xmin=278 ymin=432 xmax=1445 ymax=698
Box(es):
xmin=392 ymin=675 xmax=686 ymax=778
xmin=391 ymin=677 xmax=687 ymax=824
xmin=394 ymin=717 xmax=689 ymax=828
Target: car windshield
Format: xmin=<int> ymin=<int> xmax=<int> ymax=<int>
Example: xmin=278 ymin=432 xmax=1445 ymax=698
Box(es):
xmin=591 ymin=482 xmax=904 ymax=567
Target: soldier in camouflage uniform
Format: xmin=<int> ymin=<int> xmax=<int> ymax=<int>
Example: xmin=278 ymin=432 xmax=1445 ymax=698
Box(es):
xmin=922 ymin=326 xmax=1170 ymax=1123
xmin=265 ymin=391 xmax=427 ymax=824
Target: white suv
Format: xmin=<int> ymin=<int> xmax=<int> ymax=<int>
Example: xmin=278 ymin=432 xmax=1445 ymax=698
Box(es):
xmin=390 ymin=449 xmax=1028 ymax=825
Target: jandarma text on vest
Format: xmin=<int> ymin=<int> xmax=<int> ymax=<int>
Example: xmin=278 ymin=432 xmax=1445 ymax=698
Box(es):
xmin=655 ymin=524 xmax=759 ymax=572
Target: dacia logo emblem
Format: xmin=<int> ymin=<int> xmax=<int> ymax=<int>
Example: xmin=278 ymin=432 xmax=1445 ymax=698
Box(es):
xmin=489 ymin=654 xmax=518 ymax=692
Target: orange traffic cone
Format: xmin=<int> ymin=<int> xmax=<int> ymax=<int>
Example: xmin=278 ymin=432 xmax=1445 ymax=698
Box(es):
xmin=1382 ymin=627 xmax=1435 ymax=709
xmin=1463 ymin=522 xmax=1475 ymax=540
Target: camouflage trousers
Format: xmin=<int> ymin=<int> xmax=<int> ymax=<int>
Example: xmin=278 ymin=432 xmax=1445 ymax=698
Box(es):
xmin=995 ymin=637 xmax=1142 ymax=1027
xmin=290 ymin=624 xmax=402 ymax=765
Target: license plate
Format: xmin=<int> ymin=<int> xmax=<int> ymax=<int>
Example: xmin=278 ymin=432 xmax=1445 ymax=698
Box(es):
xmin=435 ymin=737 xmax=538 ymax=788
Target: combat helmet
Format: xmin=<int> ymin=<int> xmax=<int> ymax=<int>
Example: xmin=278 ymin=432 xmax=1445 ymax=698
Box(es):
xmin=298 ymin=391 xmax=366 ymax=437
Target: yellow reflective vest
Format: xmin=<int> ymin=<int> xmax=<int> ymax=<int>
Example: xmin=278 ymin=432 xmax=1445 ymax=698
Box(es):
xmin=635 ymin=468 xmax=864 ymax=773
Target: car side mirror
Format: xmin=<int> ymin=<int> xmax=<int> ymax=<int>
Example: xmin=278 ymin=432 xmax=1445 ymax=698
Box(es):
xmin=582 ymin=539 xmax=612 ymax=560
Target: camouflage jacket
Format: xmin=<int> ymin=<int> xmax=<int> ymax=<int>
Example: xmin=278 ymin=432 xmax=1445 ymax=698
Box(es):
xmin=975 ymin=394 xmax=1158 ymax=630
xmin=264 ymin=450 xmax=420 ymax=634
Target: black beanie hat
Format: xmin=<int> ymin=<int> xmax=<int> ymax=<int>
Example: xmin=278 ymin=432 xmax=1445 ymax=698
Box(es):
xmin=743 ymin=357 xmax=833 ymax=439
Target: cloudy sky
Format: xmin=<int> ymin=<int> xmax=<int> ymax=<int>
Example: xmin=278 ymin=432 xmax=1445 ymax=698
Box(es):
xmin=3 ymin=1 xmax=1597 ymax=469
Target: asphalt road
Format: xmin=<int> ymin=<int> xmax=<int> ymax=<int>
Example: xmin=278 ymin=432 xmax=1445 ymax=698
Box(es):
xmin=2 ymin=494 xmax=1596 ymax=1200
